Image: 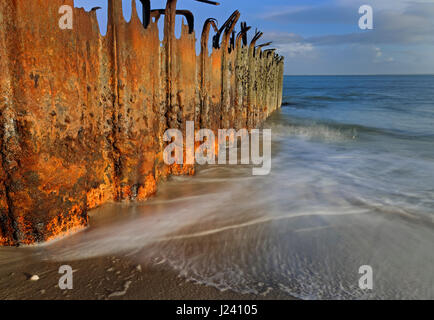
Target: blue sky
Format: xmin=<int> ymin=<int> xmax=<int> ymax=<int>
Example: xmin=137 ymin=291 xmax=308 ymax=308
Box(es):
xmin=74 ymin=0 xmax=434 ymax=75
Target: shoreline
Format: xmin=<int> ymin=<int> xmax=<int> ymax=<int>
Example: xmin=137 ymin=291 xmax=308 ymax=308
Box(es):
xmin=0 ymin=250 xmax=295 ymax=300
xmin=0 ymin=169 xmax=296 ymax=300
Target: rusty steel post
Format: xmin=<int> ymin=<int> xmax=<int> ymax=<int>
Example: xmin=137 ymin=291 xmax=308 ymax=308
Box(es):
xmin=221 ymin=11 xmax=240 ymax=128
xmin=0 ymin=0 xmax=284 ymax=246
xmin=199 ymin=18 xmax=219 ymax=127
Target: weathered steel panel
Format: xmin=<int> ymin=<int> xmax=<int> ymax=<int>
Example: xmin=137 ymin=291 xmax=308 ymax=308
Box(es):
xmin=0 ymin=0 xmax=284 ymax=245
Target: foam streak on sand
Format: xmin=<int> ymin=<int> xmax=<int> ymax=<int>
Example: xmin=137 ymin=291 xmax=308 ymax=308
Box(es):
xmin=157 ymin=210 xmax=366 ymax=241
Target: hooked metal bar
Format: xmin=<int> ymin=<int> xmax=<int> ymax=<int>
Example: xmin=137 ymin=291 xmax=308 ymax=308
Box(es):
xmin=139 ymin=0 xmax=151 ymax=28
xmin=195 ymin=0 xmax=220 ymax=5
xmin=150 ymin=9 xmax=195 ymax=33
xmin=230 ymin=30 xmax=236 ymax=52
xmin=256 ymin=42 xmax=272 ymax=49
xmin=140 ymin=0 xmax=219 ymax=29
xmin=263 ymin=49 xmax=277 ymax=58
xmin=240 ymin=22 xmax=249 ymax=46
xmin=201 ymin=18 xmax=219 ymax=56
xmin=250 ymin=30 xmax=264 ymax=57
xmin=236 ymin=25 xmax=251 ymax=48
xmin=222 ymin=11 xmax=240 ymax=52
xmin=213 ymin=10 xmax=240 ymax=49
xmin=250 ymin=30 xmax=263 ymax=48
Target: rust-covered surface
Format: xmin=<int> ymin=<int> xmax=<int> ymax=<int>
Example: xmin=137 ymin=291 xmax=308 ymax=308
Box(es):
xmin=0 ymin=0 xmax=284 ymax=246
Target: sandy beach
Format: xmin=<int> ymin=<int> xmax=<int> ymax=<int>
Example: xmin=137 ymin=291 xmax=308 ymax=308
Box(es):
xmin=0 ymin=250 xmax=293 ymax=300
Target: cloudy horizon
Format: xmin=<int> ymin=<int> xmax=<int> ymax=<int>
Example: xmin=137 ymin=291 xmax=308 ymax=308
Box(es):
xmin=74 ymin=0 xmax=434 ymax=75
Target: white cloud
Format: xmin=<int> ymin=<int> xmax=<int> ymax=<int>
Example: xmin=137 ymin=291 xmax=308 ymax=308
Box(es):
xmin=262 ymin=32 xmax=315 ymax=57
xmin=277 ymin=42 xmax=315 ymax=57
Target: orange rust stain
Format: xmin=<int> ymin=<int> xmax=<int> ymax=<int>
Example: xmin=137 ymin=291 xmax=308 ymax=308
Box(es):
xmin=137 ymin=174 xmax=157 ymax=201
xmin=0 ymin=236 xmax=14 ymax=246
xmin=44 ymin=205 xmax=88 ymax=243
xmin=170 ymin=163 xmax=196 ymax=176
xmin=15 ymin=215 xmax=36 ymax=245
xmin=37 ymin=157 xmax=86 ymax=195
xmin=86 ymin=184 xmax=114 ymax=210
xmin=120 ymin=185 xmax=133 ymax=200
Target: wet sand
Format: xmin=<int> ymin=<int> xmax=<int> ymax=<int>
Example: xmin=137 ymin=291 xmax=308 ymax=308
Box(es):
xmin=0 ymin=250 xmax=293 ymax=300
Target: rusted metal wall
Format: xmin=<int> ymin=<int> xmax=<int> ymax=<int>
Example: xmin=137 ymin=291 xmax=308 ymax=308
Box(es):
xmin=0 ymin=0 xmax=284 ymax=246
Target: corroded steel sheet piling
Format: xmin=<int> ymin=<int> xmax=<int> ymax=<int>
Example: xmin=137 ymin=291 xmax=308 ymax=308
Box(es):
xmin=0 ymin=0 xmax=284 ymax=246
